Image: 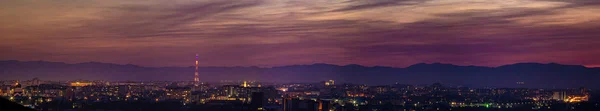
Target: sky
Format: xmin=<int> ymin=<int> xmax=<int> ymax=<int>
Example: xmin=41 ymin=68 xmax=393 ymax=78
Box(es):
xmin=1 ymin=0 xmax=600 ymax=68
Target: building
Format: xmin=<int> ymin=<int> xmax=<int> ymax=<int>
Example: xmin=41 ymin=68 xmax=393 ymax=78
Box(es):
xmin=222 ymin=85 xmax=242 ymax=98
xmin=318 ymin=100 xmax=331 ymax=111
xmin=284 ymin=98 xmax=332 ymax=111
xmin=22 ymin=78 xmax=41 ymax=86
xmin=70 ymin=82 xmax=93 ymax=87
xmin=580 ymin=87 xmax=588 ymax=94
xmin=117 ymin=85 xmax=130 ymax=96
xmin=284 ymin=98 xmax=300 ymax=111
xmin=324 ymin=80 xmax=335 ymax=86
xmin=12 ymin=82 xmax=24 ymax=97
xmin=250 ymin=92 xmax=265 ymax=111
xmin=165 ymin=86 xmax=191 ymax=101
xmin=65 ymin=87 xmax=75 ymax=100
xmin=552 ymin=91 xmax=567 ymax=101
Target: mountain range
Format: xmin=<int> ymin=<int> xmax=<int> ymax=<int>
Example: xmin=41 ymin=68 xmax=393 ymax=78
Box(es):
xmin=1 ymin=60 xmax=599 ymax=88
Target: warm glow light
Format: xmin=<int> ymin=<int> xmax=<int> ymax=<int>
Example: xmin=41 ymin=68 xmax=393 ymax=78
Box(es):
xmin=566 ymin=95 xmax=589 ymax=103
xmin=242 ymin=81 xmax=248 ymax=87
xmin=71 ymin=82 xmax=92 ymax=86
xmin=278 ymin=88 xmax=288 ymax=92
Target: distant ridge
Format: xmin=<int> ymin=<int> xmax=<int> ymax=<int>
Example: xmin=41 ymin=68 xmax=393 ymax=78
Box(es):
xmin=0 ymin=60 xmax=599 ymax=88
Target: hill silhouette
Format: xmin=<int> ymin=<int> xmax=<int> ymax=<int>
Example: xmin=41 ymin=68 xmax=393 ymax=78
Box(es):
xmin=1 ymin=60 xmax=599 ymax=88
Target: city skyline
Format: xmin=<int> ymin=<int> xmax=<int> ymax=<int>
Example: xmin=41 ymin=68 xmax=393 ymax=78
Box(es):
xmin=2 ymin=0 xmax=600 ymax=110
xmin=2 ymin=77 xmax=596 ymax=111
xmin=1 ymin=60 xmax=598 ymax=89
xmin=2 ymin=0 xmax=600 ymax=68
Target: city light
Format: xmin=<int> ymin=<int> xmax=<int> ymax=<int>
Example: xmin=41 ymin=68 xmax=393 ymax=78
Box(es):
xmin=2 ymin=0 xmax=600 ymax=110
xmin=277 ymin=88 xmax=288 ymax=92
xmin=0 ymin=67 xmax=597 ymax=111
xmin=566 ymin=95 xmax=589 ymax=103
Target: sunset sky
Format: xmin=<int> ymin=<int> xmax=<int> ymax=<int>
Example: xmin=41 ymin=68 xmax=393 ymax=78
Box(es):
xmin=1 ymin=0 xmax=600 ymax=67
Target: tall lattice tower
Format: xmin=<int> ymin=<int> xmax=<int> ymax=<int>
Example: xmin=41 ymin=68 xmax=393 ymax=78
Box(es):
xmin=194 ymin=54 xmax=200 ymax=85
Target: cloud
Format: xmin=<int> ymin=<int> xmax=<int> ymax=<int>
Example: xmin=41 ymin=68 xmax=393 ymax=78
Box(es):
xmin=330 ymin=0 xmax=429 ymax=12
xmin=1 ymin=0 xmax=600 ymax=67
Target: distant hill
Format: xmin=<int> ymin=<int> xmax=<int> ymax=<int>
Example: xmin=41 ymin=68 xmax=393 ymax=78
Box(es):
xmin=0 ymin=60 xmax=599 ymax=88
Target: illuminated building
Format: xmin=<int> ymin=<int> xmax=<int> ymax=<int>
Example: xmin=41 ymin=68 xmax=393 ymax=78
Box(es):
xmin=318 ymin=100 xmax=332 ymax=111
xmin=238 ymin=81 xmax=261 ymax=87
xmin=70 ymin=82 xmax=93 ymax=87
xmin=552 ymin=91 xmax=567 ymax=101
xmin=242 ymin=81 xmax=249 ymax=87
xmin=566 ymin=95 xmax=589 ymax=103
xmin=12 ymin=82 xmax=23 ymax=97
xmin=165 ymin=86 xmax=191 ymax=100
xmin=223 ymin=85 xmax=242 ymax=98
xmin=372 ymin=86 xmax=391 ymax=94
xmin=194 ymin=54 xmax=200 ymax=86
xmin=324 ymin=80 xmax=335 ymax=86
